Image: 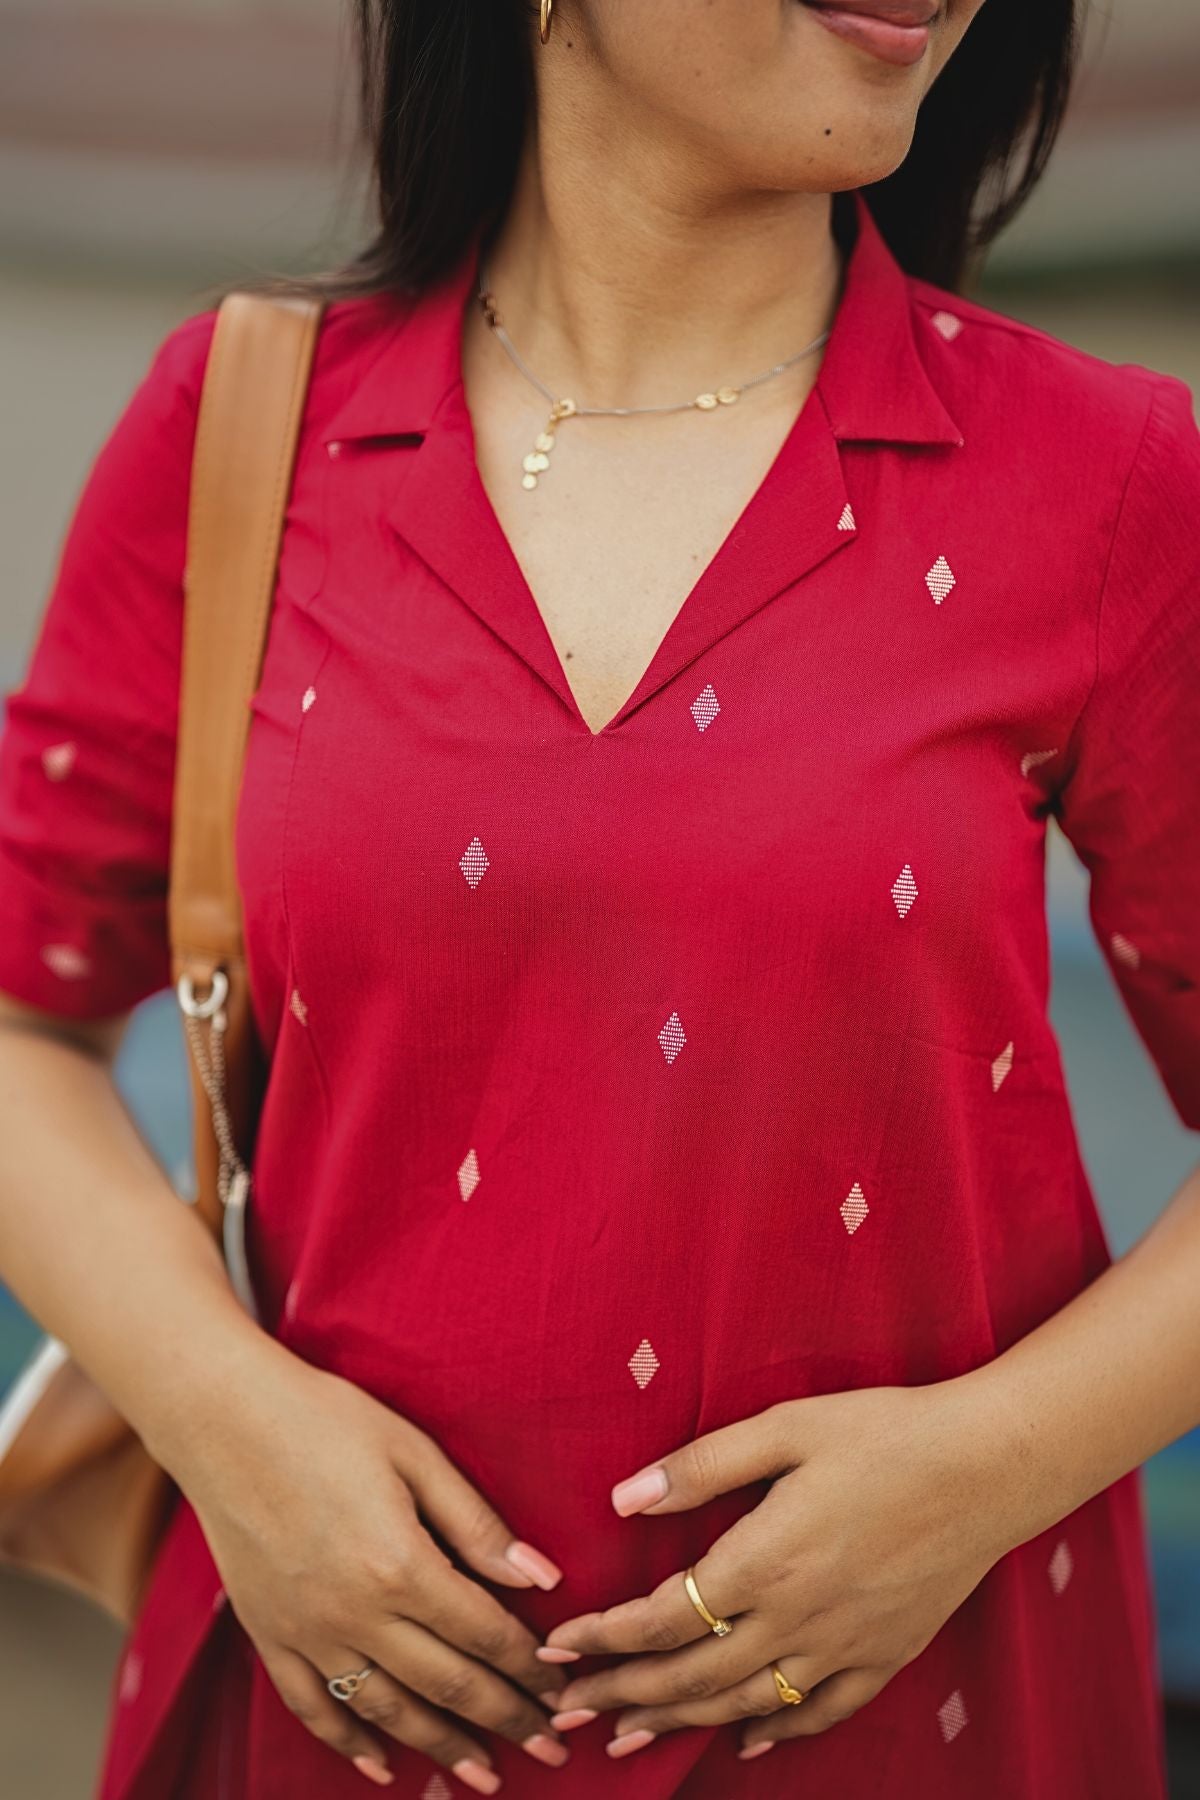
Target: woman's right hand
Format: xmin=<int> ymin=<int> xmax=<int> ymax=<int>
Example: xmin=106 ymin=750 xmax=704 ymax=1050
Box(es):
xmin=156 ymin=1343 xmax=573 ymax=1793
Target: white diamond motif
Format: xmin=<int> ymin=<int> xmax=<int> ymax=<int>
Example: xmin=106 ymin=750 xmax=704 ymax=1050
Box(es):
xmin=628 ymin=1339 xmax=660 ymax=1389
xmin=658 ymin=1010 xmax=687 ymax=1064
xmin=1019 ymin=746 xmax=1058 ymax=778
xmin=840 ymin=1181 xmax=869 ymax=1235
xmin=938 ymin=1688 xmax=968 ymax=1743
xmin=690 ymin=684 xmax=721 ymax=732
xmin=991 ymin=1040 xmax=1014 ymax=1092
xmin=931 ymin=310 xmax=964 ymax=341
xmin=117 ymin=1650 xmax=143 ymax=1704
xmin=457 ymin=1147 xmax=481 ymax=1203
xmin=283 ymin=1279 xmax=301 ymax=1321
xmin=891 ymin=864 xmax=918 ymax=918
xmin=837 ymin=501 xmax=856 ymax=531
xmin=301 ymin=686 xmax=317 ymax=712
xmin=1048 ymin=1538 xmax=1074 ymax=1595
xmin=925 ymin=555 xmax=956 ymax=604
xmin=1110 ymin=932 xmax=1140 ymax=970
xmin=41 ymin=740 xmax=77 ymax=780
xmin=289 ymin=988 xmax=308 ymax=1025
xmin=40 ymin=942 xmax=90 ymax=980
xmin=459 ymin=835 xmax=490 ymax=888
xmin=423 ymin=1777 xmax=453 ymax=1800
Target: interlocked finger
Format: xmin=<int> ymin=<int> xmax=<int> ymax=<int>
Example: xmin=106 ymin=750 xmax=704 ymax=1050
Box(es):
xmin=318 ymin=1645 xmax=503 ymax=1785
xmin=606 ymin=1654 xmax=821 ymax=1742
xmin=362 ymin=1617 xmax=569 ymax=1766
xmin=739 ymin=1665 xmax=893 ymax=1751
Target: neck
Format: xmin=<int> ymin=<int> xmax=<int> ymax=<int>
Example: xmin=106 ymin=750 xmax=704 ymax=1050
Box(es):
xmin=477 ymin=89 xmax=844 ymax=413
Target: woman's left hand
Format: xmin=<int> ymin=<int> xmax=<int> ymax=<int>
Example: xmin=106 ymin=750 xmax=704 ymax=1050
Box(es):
xmin=539 ymin=1376 xmax=1026 ymax=1761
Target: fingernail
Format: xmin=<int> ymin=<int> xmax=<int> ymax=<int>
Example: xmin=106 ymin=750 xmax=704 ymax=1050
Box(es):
xmin=535 ymin=1645 xmax=581 ymax=1663
xmin=550 ymin=1708 xmax=597 ymax=1730
xmin=539 ymin=1688 xmax=566 ymax=1707
xmin=611 ymin=1467 xmax=668 ymax=1516
xmin=452 ymin=1760 xmax=502 ymax=1795
xmin=607 ymin=1729 xmax=657 ymax=1758
xmin=505 ymin=1541 xmax=563 ymax=1590
xmin=352 ymin=1755 xmax=394 ymax=1786
xmin=739 ymin=1741 xmax=776 ymax=1760
xmin=523 ymin=1733 xmax=570 ymax=1767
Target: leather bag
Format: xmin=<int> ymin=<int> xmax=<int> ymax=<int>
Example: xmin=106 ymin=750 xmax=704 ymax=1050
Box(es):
xmin=0 ymin=289 xmax=325 ymax=1625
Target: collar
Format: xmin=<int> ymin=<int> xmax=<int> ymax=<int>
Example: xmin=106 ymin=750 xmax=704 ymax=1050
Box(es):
xmin=322 ymin=188 xmax=964 ymax=450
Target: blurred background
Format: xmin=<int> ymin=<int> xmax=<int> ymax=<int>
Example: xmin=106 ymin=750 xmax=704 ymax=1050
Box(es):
xmin=1 ymin=0 xmax=1198 ymax=1794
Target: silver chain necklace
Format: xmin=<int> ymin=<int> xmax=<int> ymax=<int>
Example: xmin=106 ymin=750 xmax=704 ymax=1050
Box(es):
xmin=477 ymin=261 xmax=833 ymax=492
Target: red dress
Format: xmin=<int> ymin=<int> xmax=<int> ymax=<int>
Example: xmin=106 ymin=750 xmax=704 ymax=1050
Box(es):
xmin=1 ymin=189 xmax=1196 ymax=1800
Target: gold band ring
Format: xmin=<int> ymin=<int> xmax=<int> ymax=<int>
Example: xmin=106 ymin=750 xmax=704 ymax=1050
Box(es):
xmin=770 ymin=1662 xmax=807 ymax=1706
xmin=327 ymin=1663 xmax=376 ymax=1702
xmin=683 ymin=1566 xmax=733 ymax=1637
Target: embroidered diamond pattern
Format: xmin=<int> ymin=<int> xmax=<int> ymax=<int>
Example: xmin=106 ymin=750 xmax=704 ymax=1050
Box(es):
xmin=301 ymin=686 xmax=317 ymax=712
xmin=289 ymin=988 xmax=308 ymax=1025
xmin=1048 ymin=1538 xmax=1074 ymax=1595
xmin=283 ymin=1279 xmax=301 ymax=1321
xmin=991 ymin=1041 xmax=1014 ymax=1092
xmin=628 ymin=1338 xmax=660 ymax=1389
xmin=931 ymin=310 xmax=964 ymax=342
xmin=211 ymin=1587 xmax=228 ymax=1613
xmin=457 ymin=1147 xmax=481 ymax=1203
xmin=40 ymin=943 xmax=90 ymax=980
xmin=658 ymin=1011 xmax=687 ymax=1064
xmin=1019 ymin=746 xmax=1058 ymax=778
xmin=837 ymin=501 xmax=856 ymax=531
xmin=1110 ymin=932 xmax=1140 ymax=970
xmin=690 ymin=684 xmax=721 ymax=732
xmin=460 ymin=835 xmax=490 ymax=888
xmin=938 ymin=1688 xmax=968 ymax=1742
xmin=422 ymin=1777 xmax=453 ymax=1800
xmin=41 ymin=740 xmax=76 ymax=780
xmin=118 ymin=1650 xmax=144 ymax=1704
xmin=891 ymin=864 xmax=918 ymax=918
xmin=925 ymin=555 xmax=956 ymax=604
xmin=840 ymin=1181 xmax=869 ymax=1234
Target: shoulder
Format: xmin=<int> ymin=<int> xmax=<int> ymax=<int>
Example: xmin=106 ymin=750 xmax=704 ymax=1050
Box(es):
xmin=905 ymin=272 xmax=1199 ymax=501
xmin=139 ymin=288 xmax=418 ymax=448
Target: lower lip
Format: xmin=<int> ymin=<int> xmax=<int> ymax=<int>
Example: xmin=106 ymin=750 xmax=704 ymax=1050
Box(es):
xmin=801 ymin=4 xmax=932 ymax=67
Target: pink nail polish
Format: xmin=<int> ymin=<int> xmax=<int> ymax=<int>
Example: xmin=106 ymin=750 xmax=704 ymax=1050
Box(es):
xmin=607 ymin=1729 xmax=657 ymax=1758
xmin=535 ymin=1645 xmax=581 ymax=1663
xmin=504 ymin=1541 xmax=563 ymax=1590
xmin=352 ymin=1755 xmax=394 ymax=1786
xmin=523 ymin=1733 xmax=570 ymax=1767
xmin=550 ymin=1708 xmax=598 ymax=1730
xmin=451 ymin=1759 xmax=502 ymax=1795
xmin=738 ymin=1741 xmax=776 ymax=1760
xmin=611 ymin=1467 xmax=668 ymax=1516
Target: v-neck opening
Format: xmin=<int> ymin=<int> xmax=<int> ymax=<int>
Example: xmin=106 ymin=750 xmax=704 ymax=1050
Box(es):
xmin=379 ymin=197 xmax=878 ymax=739
xmin=444 ymin=290 xmax=848 ymax=742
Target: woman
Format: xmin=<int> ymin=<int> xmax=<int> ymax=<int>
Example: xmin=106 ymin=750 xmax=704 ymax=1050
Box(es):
xmin=0 ymin=1 xmax=1197 ymax=1795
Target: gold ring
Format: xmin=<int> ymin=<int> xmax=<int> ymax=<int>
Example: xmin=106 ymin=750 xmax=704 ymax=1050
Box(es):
xmin=327 ymin=1663 xmax=376 ymax=1702
xmin=683 ymin=1566 xmax=732 ymax=1637
xmin=770 ymin=1662 xmax=806 ymax=1706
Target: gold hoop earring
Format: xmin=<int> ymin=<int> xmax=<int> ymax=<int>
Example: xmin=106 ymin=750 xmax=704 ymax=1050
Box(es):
xmin=539 ymin=0 xmax=554 ymax=44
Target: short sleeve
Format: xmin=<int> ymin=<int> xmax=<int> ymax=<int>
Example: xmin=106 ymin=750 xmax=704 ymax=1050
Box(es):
xmin=0 ymin=309 xmax=218 ymax=1021
xmin=1053 ymin=372 xmax=1200 ymax=1130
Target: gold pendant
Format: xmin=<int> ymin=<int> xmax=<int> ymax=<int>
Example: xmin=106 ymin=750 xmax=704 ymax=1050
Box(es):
xmin=695 ymin=387 xmax=741 ymax=411
xmin=522 ymin=397 xmax=576 ymax=490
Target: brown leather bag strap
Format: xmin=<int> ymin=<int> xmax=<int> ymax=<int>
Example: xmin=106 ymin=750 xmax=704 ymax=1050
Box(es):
xmin=168 ymin=291 xmax=324 ymax=1235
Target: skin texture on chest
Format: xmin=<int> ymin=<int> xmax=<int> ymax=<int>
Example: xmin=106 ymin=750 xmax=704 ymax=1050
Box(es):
xmin=461 ymin=300 xmax=825 ymax=734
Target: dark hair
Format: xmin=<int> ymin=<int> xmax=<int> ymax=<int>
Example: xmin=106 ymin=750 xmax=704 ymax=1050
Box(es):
xmin=258 ymin=0 xmax=1078 ymax=305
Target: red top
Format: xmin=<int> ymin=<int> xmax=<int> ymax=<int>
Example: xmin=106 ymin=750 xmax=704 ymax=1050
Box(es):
xmin=1 ymin=190 xmax=1197 ymax=1800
